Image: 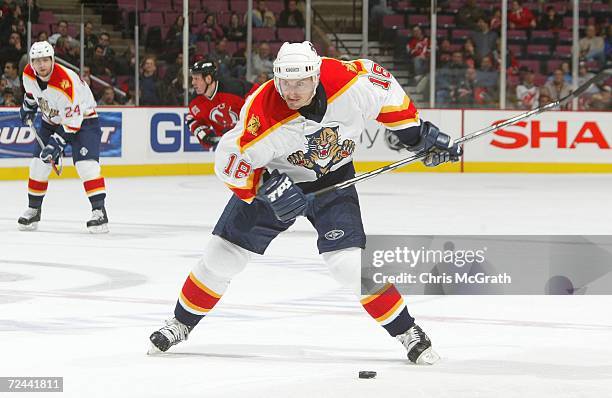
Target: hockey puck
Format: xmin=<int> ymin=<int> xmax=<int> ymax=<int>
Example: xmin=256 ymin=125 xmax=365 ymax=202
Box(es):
xmin=358 ymin=371 xmax=377 ymax=379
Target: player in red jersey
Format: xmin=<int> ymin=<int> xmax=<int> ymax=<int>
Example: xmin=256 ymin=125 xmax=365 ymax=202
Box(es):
xmin=186 ymin=60 xmax=259 ymax=149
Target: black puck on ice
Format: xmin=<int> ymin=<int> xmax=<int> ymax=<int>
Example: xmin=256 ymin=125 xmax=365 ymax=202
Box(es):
xmin=358 ymin=371 xmax=377 ymax=379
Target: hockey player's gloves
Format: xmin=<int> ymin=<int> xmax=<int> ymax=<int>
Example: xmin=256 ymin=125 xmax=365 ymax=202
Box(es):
xmin=193 ymin=125 xmax=221 ymax=147
xmin=257 ymin=170 xmax=313 ymax=223
xmin=40 ymin=133 xmax=66 ymax=164
xmin=20 ymin=102 xmax=38 ymax=126
xmin=403 ymin=121 xmax=462 ymax=167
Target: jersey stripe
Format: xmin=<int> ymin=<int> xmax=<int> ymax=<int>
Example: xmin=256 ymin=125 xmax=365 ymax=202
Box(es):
xmin=224 ymin=167 xmax=265 ymax=202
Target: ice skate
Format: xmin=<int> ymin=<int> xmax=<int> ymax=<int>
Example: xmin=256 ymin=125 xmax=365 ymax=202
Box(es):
xmin=17 ymin=207 xmax=41 ymax=231
xmin=87 ymin=207 xmax=109 ymax=234
xmin=396 ymin=324 xmax=440 ymax=365
xmin=148 ymin=317 xmax=193 ymax=354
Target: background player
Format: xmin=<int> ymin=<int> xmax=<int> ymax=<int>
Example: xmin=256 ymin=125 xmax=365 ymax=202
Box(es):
xmin=17 ymin=41 xmax=109 ymax=233
xmin=149 ymin=42 xmax=461 ymax=364
xmin=186 ymin=59 xmax=258 ymax=149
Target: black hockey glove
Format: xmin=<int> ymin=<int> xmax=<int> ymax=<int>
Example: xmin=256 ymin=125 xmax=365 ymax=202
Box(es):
xmin=20 ymin=102 xmax=37 ymax=126
xmin=257 ymin=170 xmax=313 ymax=223
xmin=40 ymin=133 xmax=66 ymax=164
xmin=193 ymin=125 xmax=221 ymax=147
xmin=405 ymin=121 xmax=462 ymax=167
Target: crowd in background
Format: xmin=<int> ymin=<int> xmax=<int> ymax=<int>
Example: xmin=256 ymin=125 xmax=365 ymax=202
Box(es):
xmin=1 ymin=0 xmax=610 ymax=109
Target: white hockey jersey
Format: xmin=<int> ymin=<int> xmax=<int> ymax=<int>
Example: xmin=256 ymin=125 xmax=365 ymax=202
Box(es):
xmin=214 ymin=58 xmax=421 ymax=202
xmin=22 ymin=63 xmax=98 ymax=133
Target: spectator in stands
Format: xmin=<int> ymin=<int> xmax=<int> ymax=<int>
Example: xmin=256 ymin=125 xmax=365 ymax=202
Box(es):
xmin=490 ymin=9 xmax=502 ymax=32
xmin=538 ymin=5 xmax=562 ymax=31
xmin=140 ymin=56 xmax=166 ymax=106
xmin=278 ymin=0 xmax=304 ymax=28
xmin=97 ymin=86 xmax=120 ymax=106
xmin=453 ymin=67 xmax=478 ymax=106
xmin=436 ymin=50 xmax=467 ymax=106
xmin=248 ymin=0 xmax=276 ymax=28
xmin=579 ymin=25 xmax=605 ymax=66
xmin=48 ymin=20 xmax=73 ymax=46
xmin=164 ymin=15 xmax=185 ymax=61
xmin=88 ymin=44 xmax=114 ymax=79
xmin=15 ymin=18 xmax=26 ymax=43
xmin=116 ymin=42 xmax=135 ymax=76
xmin=516 ymin=67 xmax=539 ymax=109
xmin=586 ymin=85 xmax=611 ymax=110
xmin=508 ymin=0 xmax=536 ymax=30
xmin=250 ymin=42 xmax=274 ymax=82
xmin=455 ymin=0 xmax=484 ymax=30
xmin=477 ymin=55 xmax=498 ymax=89
xmin=62 ymin=39 xmax=81 ymax=66
xmin=369 ymin=0 xmax=392 ymax=38
xmin=541 ymin=68 xmax=571 ymax=108
xmin=3 ymin=88 xmax=17 ymax=106
xmin=98 ymin=32 xmax=116 ymax=66
xmin=0 ymin=2 xmax=21 ymax=42
xmin=0 ymin=32 xmax=26 ymax=67
xmin=470 ymin=18 xmax=498 ymax=63
xmin=406 ymin=26 xmax=429 ymax=78
xmin=578 ymin=62 xmax=600 ymax=96
xmin=78 ymin=21 xmax=98 ymax=58
xmin=164 ymin=53 xmax=184 ymax=86
xmin=36 ymin=31 xmax=48 ymax=42
xmin=2 ymin=60 xmax=20 ymax=92
xmin=462 ymin=38 xmax=476 ymax=68
xmin=437 ymin=39 xmax=453 ymax=68
xmin=23 ymin=0 xmax=40 ymax=24
xmin=198 ymin=13 xmax=224 ymax=42
xmin=209 ymin=37 xmax=233 ymax=77
xmin=226 ymin=12 xmax=246 ymax=42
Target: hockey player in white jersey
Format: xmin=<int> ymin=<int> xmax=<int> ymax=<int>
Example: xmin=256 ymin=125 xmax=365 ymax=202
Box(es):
xmin=17 ymin=41 xmax=109 ymax=233
xmin=149 ymin=42 xmax=462 ymax=364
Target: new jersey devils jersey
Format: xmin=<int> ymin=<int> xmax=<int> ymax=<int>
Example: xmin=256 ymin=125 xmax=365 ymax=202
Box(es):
xmin=214 ymin=58 xmax=421 ymax=202
xmin=188 ymin=77 xmax=258 ymax=146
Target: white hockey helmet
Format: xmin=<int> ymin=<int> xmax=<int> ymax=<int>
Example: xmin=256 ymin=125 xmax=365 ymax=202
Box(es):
xmin=273 ymin=41 xmax=322 ymax=99
xmin=29 ymin=41 xmax=55 ymax=72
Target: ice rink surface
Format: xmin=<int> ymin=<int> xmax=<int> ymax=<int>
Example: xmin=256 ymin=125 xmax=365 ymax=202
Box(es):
xmin=1 ymin=172 xmax=612 ymax=398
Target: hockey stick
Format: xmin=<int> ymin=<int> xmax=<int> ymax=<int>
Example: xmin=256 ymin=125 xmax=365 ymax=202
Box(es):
xmin=313 ymin=67 xmax=612 ymax=197
xmin=26 ymin=119 xmax=63 ymax=176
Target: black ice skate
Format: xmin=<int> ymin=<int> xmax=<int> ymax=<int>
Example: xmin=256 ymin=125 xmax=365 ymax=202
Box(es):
xmin=148 ymin=317 xmax=193 ymax=354
xmin=87 ymin=207 xmax=109 ymax=234
xmin=396 ymin=324 xmax=440 ymax=365
xmin=17 ymin=207 xmax=41 ymax=231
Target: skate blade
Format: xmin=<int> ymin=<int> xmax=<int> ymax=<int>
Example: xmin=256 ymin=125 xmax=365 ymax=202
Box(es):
xmin=415 ymin=347 xmax=440 ymax=365
xmin=147 ymin=343 xmax=164 ymax=355
xmin=18 ymin=222 xmax=38 ymax=231
xmin=88 ymin=224 xmax=109 ymax=234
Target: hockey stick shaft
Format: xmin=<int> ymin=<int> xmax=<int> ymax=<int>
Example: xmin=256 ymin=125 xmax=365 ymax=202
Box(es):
xmin=27 ymin=120 xmax=62 ymax=176
xmin=313 ymin=68 xmax=611 ymax=197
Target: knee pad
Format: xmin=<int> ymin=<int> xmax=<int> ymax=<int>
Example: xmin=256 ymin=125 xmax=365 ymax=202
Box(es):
xmin=322 ymin=247 xmax=362 ymax=296
xmin=75 ymin=160 xmax=101 ymax=181
xmin=192 ymin=236 xmax=251 ymax=292
xmin=29 ymin=157 xmax=52 ymax=181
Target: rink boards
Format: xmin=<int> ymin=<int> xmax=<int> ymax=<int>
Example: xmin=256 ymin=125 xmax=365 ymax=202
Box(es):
xmin=0 ymin=107 xmax=610 ymax=179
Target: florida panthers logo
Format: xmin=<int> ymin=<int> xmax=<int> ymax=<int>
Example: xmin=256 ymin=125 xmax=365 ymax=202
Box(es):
xmin=209 ymin=103 xmax=239 ymax=129
xmin=287 ymin=126 xmax=355 ymax=177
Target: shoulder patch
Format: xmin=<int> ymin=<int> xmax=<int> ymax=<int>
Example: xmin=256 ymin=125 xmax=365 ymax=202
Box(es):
xmin=238 ymin=80 xmax=299 ymax=152
xmin=320 ymin=58 xmax=367 ymax=104
xmin=47 ymin=65 xmax=75 ymax=102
